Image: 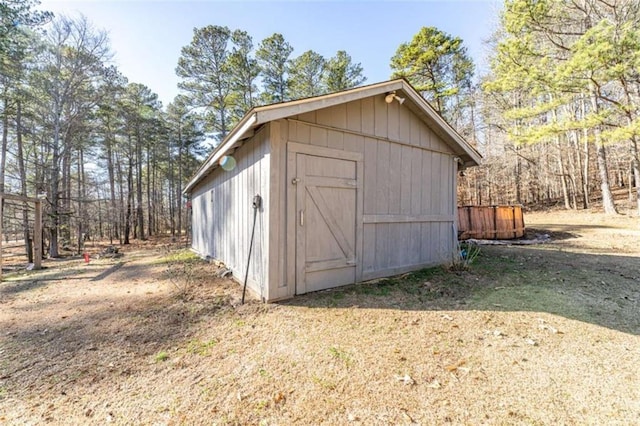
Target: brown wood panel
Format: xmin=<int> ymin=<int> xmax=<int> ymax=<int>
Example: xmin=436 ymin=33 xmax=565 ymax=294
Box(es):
xmin=268 ymin=121 xmax=285 ymax=298
xmin=375 ymin=223 xmax=390 ymax=270
xmin=315 ymin=106 xmax=333 ymax=127
xmin=457 ymin=206 xmax=525 ymax=240
xmin=410 ymin=147 xmax=423 ymax=215
xmin=327 ymin=129 xmax=345 ymax=150
xmin=363 ymin=214 xmax=454 ymax=223
xmin=409 ymin=113 xmax=421 ymax=146
xmin=388 ymin=101 xmax=400 ymax=141
xmin=421 ymin=149 xmax=432 ymax=214
xmin=362 ymin=224 xmax=376 ymax=272
xmin=361 ymin=98 xmax=374 ymax=134
xmin=409 ymin=222 xmax=422 ymax=265
xmin=399 ymin=102 xmax=411 ymax=143
xmin=388 ymin=142 xmax=402 ymax=215
xmin=298 ymin=110 xmax=316 ymax=123
xmin=288 ymin=119 xmax=298 ymax=142
xmin=374 ymin=94 xmax=387 ymax=139
xmin=343 ymin=133 xmax=365 ymax=154
xmin=388 ymin=223 xmax=404 ymax=267
xmin=296 ymin=121 xmax=311 ymax=144
xmin=400 ymin=145 xmax=413 ymax=215
xmin=430 ymin=152 xmax=442 ymax=215
xmin=440 ymin=154 xmax=451 ymax=215
xmin=287 ymin=143 xmax=363 ymax=295
xmin=322 ymin=103 xmax=347 ymax=129
xmin=376 ymin=140 xmax=390 ymax=214
xmin=363 ymin=137 xmax=377 ymax=215
xmin=496 ymin=207 xmax=514 ymax=239
xmin=420 ymin=122 xmax=431 ymax=148
xmin=190 ymin=126 xmax=270 ymax=299
xmin=309 ymin=125 xmax=328 ymax=147
xmin=346 ymin=100 xmax=362 ymax=132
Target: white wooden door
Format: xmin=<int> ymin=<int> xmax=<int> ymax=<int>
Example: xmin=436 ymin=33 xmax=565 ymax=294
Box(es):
xmin=294 ymin=152 xmax=358 ymax=294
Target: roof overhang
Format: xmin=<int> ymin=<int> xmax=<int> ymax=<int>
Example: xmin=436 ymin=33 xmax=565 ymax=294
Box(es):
xmin=183 ymin=79 xmax=481 ymax=195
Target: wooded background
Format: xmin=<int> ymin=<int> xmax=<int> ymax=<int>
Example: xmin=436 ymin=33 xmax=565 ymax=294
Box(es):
xmin=1 ymin=0 xmax=638 ymax=259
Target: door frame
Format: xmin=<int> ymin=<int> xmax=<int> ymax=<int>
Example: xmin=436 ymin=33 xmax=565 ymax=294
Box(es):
xmin=286 ymin=141 xmax=364 ymax=295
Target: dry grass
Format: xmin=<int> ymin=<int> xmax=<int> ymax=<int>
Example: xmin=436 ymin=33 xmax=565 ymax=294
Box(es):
xmin=0 ymin=213 xmax=639 ymax=425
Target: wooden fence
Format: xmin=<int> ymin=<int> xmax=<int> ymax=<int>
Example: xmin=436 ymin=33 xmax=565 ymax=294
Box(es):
xmin=457 ymin=206 xmax=525 ymax=240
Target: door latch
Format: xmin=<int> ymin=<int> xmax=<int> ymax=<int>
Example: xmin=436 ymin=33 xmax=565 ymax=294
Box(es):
xmin=291 ymin=178 xmax=301 ymax=185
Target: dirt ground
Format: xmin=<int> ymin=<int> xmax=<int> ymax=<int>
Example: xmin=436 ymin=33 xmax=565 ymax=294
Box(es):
xmin=1 ymin=209 xmax=639 ymax=425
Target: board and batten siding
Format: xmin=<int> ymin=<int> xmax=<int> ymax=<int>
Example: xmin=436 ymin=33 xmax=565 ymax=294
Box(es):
xmin=191 ymin=125 xmax=271 ymax=300
xmin=273 ymin=95 xmax=457 ymax=286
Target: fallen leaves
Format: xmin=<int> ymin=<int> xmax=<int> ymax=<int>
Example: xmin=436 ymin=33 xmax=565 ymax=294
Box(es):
xmin=395 ymin=374 xmax=415 ymax=385
xmin=425 ymin=379 xmax=442 ymax=389
xmin=538 ymin=318 xmax=563 ymax=334
xmin=273 ymin=391 xmax=285 ymax=404
xmin=445 ymin=359 xmax=467 ymax=372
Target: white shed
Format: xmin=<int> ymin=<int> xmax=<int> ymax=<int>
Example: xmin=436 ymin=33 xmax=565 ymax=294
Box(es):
xmin=183 ymin=79 xmax=481 ymax=302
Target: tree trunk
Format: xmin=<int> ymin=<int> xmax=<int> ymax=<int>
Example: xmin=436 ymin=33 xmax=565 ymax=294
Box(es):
xmin=135 ymin=124 xmax=144 ymax=240
xmin=125 ymin=136 xmax=133 ymax=244
xmin=168 ymin=140 xmax=175 ymax=238
xmin=146 ymin=141 xmax=152 ymax=237
xmin=76 ymin=147 xmax=85 ymax=254
xmin=16 ymin=101 xmax=34 ymax=262
xmin=0 ymin=90 xmax=8 ymax=194
xmin=589 ymin=91 xmax=617 ymax=214
xmin=630 ymin=135 xmax=640 ymax=216
xmin=177 ymin=131 xmax=184 ymax=236
xmin=116 ymin=151 xmax=125 ymax=245
xmin=555 ymin=137 xmax=571 ymax=210
xmin=49 ymin=105 xmax=62 ymax=258
xmin=105 ymin=119 xmax=119 ymax=240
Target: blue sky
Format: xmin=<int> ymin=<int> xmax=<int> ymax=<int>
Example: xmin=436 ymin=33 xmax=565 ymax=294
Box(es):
xmin=40 ymin=0 xmax=501 ymax=107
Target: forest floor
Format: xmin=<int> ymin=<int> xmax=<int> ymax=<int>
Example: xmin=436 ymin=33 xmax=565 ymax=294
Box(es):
xmin=1 ymin=207 xmax=639 ymax=425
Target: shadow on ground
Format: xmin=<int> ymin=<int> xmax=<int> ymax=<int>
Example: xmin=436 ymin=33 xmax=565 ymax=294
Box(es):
xmin=284 ymin=244 xmax=640 ymax=336
xmin=0 ymin=257 xmax=235 ymax=401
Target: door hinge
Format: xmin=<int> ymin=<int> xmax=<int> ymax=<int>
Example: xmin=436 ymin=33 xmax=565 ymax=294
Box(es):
xmin=300 ymin=210 xmax=304 ymax=226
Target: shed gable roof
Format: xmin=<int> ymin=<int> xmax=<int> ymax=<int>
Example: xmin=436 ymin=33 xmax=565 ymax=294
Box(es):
xmin=184 ymin=79 xmax=481 ymax=194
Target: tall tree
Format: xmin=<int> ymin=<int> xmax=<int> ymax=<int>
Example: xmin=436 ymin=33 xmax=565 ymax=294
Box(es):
xmin=0 ymin=0 xmax=51 ymax=58
xmin=481 ymin=0 xmax=640 ymax=215
xmin=1 ymin=0 xmax=50 ymax=196
xmin=176 ymin=25 xmax=232 ymax=141
xmin=323 ymin=50 xmax=366 ymax=92
xmin=227 ymin=30 xmax=259 ymax=119
xmin=256 ymin=33 xmax=293 ymax=104
xmin=288 ymin=50 xmax=325 ymax=99
xmin=166 ymin=95 xmax=204 ymax=238
xmin=33 ymin=15 xmax=111 ymax=257
xmin=391 ymin=26 xmax=474 ymax=121
xmin=120 ymin=82 xmax=161 ymax=241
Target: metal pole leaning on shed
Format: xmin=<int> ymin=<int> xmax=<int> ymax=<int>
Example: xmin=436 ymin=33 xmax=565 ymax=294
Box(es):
xmin=242 ymin=194 xmax=262 ymax=305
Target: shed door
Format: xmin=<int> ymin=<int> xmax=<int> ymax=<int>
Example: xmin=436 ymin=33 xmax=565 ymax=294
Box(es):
xmin=295 ymin=153 xmax=357 ymax=294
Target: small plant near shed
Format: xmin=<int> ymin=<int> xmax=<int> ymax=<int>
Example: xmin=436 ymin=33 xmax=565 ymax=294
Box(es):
xmin=186 ymin=339 xmax=217 ymax=356
xmin=450 ymin=241 xmax=481 ymax=271
xmin=154 ymin=351 xmax=169 ymax=362
xmin=160 ymin=249 xmax=202 ymax=299
xmin=329 ymin=346 xmax=352 ymax=366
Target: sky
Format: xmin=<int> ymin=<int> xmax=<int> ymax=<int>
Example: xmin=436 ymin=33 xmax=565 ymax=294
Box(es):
xmin=39 ymin=0 xmax=502 ymax=107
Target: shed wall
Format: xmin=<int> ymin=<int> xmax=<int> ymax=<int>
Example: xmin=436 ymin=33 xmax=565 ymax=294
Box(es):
xmin=273 ymin=96 xmax=457 ymax=288
xmin=191 ymin=125 xmax=271 ymax=300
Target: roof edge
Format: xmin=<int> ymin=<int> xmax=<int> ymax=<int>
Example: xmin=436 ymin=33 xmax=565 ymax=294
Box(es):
xmin=183 ymin=78 xmax=482 ymax=194
xmin=183 ymin=112 xmax=257 ymax=194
